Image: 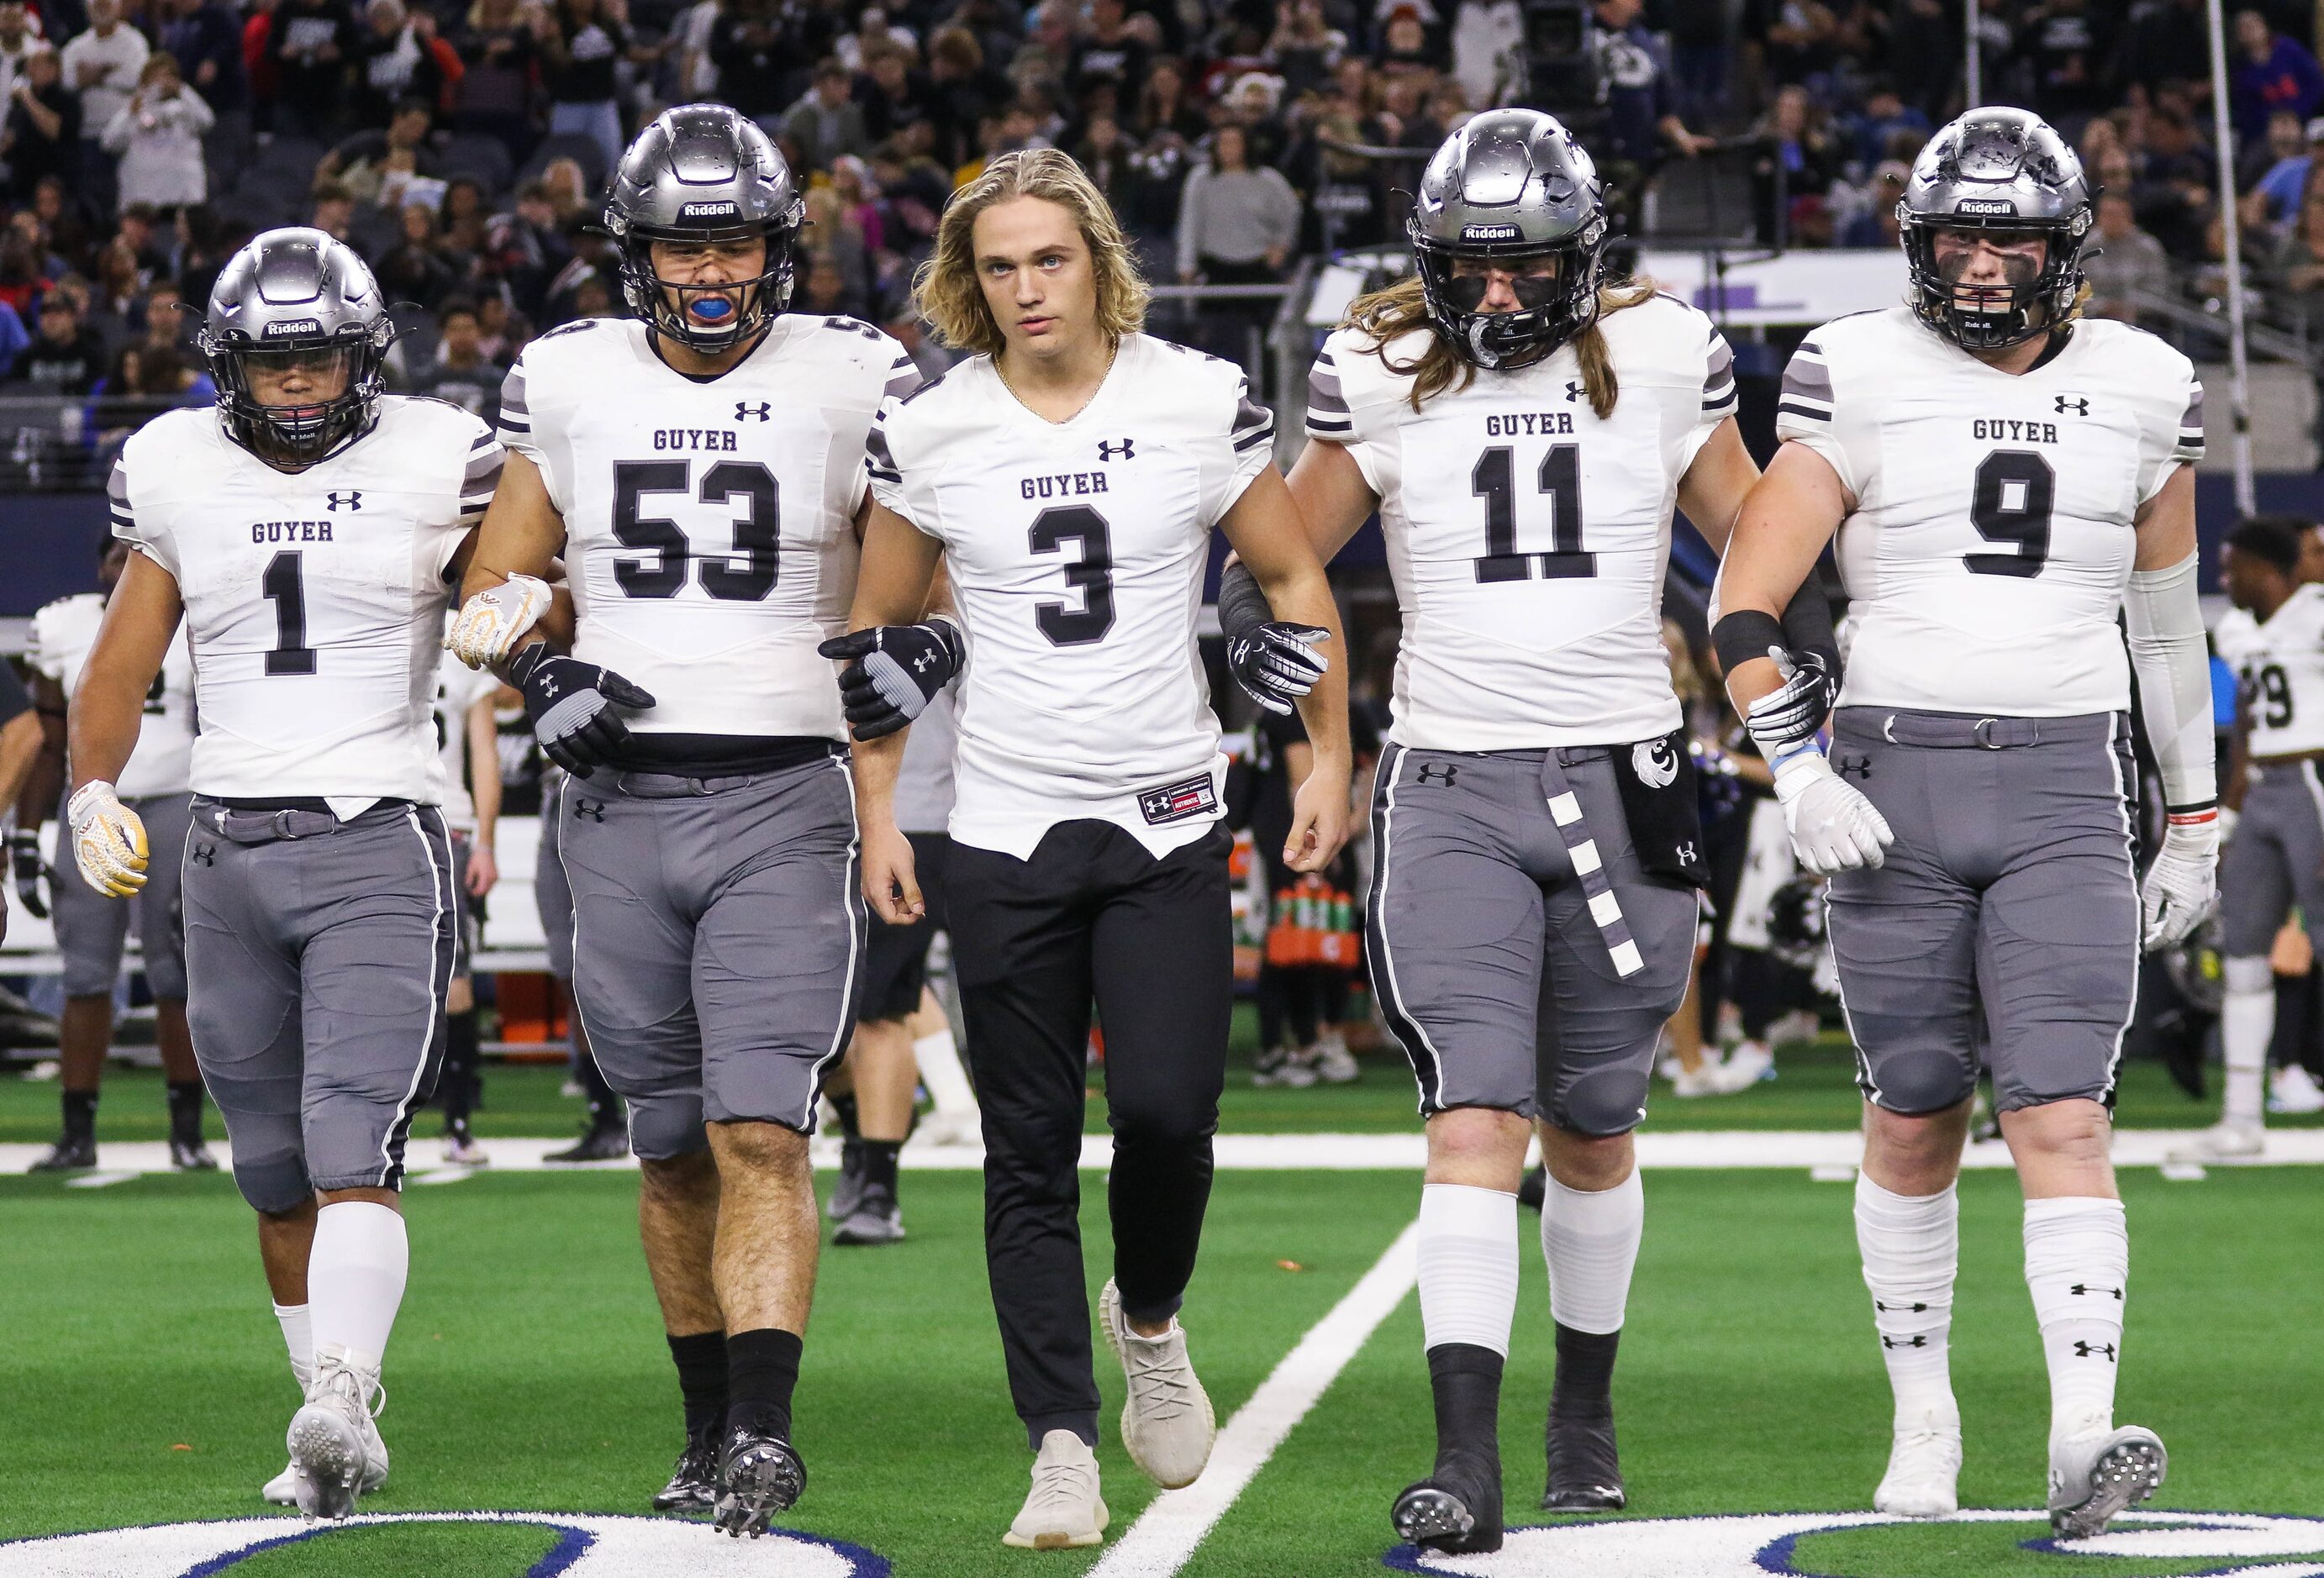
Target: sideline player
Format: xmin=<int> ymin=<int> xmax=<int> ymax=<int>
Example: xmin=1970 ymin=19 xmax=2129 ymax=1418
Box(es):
xmin=1714 ymin=108 xmax=2214 ymax=1536
xmin=451 ymin=105 xmax=917 ymax=1533
xmin=67 ymin=228 xmax=499 ymax=1518
xmin=837 ymin=147 xmax=1352 ymax=1549
xmin=2204 ymin=515 xmax=2324 ymax=1154
xmin=1246 ymin=110 xmax=1774 ymax=1553
xmin=432 ymin=644 xmax=503 ymax=1165
xmin=13 ymin=535 xmax=212 ymax=1172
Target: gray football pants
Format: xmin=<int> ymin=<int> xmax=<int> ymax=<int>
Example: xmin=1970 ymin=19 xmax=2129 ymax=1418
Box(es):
xmin=51 ymin=790 xmax=192 ymax=999
xmin=1366 ymin=744 xmax=1697 ymax=1134
xmin=2219 ymin=758 xmax=2324 ymax=959
xmin=181 ymin=799 xmax=456 ymax=1210
xmin=560 ymin=755 xmax=863 ymax=1160
xmin=1826 ymin=707 xmax=2140 ymax=1116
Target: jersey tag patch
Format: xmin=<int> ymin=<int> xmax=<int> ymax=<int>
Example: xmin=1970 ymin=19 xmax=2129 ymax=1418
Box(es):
xmin=1137 ymin=773 xmax=1219 ymax=826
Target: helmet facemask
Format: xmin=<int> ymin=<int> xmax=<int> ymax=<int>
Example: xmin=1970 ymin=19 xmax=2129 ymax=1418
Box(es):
xmin=1902 ymin=210 xmax=2087 ymax=350
xmin=1412 ymin=216 xmax=1606 ymax=372
xmin=614 ymin=212 xmax=802 ymax=356
xmin=204 ymin=329 xmax=388 ymax=468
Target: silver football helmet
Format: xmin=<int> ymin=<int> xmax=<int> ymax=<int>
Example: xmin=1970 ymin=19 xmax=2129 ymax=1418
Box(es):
xmin=1408 ymin=108 xmax=1609 ymax=371
xmin=605 ymin=104 xmax=805 ymax=355
xmin=198 ymin=228 xmax=391 ymax=467
xmin=1899 ymin=107 xmax=2094 ymax=350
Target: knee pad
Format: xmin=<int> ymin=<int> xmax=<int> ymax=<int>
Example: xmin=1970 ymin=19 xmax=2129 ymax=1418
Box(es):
xmin=1866 ymin=1049 xmax=1976 ymax=1116
xmin=2224 ymin=955 xmax=2274 ymax=997
xmin=625 ymin=1095 xmax=709 ymax=1162
xmin=234 ymin=1153 xmax=313 ymax=1215
xmin=1556 ymin=1065 xmax=1652 ymax=1138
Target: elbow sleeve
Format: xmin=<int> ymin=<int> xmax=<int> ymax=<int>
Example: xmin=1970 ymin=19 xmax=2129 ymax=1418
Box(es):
xmin=2124 ymin=551 xmax=2218 ymax=811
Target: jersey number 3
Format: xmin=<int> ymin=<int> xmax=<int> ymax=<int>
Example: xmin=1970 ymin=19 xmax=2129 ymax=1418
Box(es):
xmin=1029 ymin=505 xmax=1115 ymax=645
xmin=612 ymin=460 xmax=780 ymax=600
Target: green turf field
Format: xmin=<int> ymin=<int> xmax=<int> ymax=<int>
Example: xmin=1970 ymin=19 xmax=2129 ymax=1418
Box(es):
xmin=2 ymin=1162 xmax=2318 ymax=1576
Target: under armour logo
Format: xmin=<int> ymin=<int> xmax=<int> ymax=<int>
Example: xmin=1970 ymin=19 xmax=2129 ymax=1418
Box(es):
xmin=1881 ymin=1335 xmax=1928 ymax=1349
xmin=1675 ymin=841 xmax=1698 ymax=865
xmin=573 ymin=798 xmax=605 ymax=823
xmin=1836 ymin=755 xmax=1872 ymax=781
xmin=1099 ymin=438 xmax=1136 ymax=460
xmin=2073 ymin=1340 xmax=2118 ymax=1361
xmin=2069 ymin=1283 xmax=2125 ymax=1300
xmin=1564 ymin=381 xmax=1584 ymax=402
xmin=2054 ymin=395 xmax=2090 ymax=415
xmin=191 ymin=843 xmax=215 ymax=866
xmin=326 ymin=491 xmax=361 ymax=511
xmin=911 ymin=650 xmax=939 ymax=673
xmin=735 ymin=402 xmax=772 ymax=421
xmin=1875 ymin=1301 xmax=1931 ymax=1313
xmin=1415 ymin=763 xmax=1459 ymax=786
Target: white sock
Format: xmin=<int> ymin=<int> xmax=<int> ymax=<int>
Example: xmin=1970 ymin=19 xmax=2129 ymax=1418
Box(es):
xmin=274 ymin=1301 xmax=314 ymax=1391
xmin=1854 ymin=1174 xmax=1959 ymax=1430
xmin=307 ymin=1201 xmax=409 ymax=1372
xmin=2024 ymin=1196 xmax=2128 ymax=1445
xmin=1416 ymin=1182 xmax=1519 ymax=1356
xmin=1541 ymin=1170 xmax=1644 ymax=1334
xmin=2221 ymin=957 xmax=2272 ymax=1128
xmin=913 ymin=1026 xmax=979 ymax=1124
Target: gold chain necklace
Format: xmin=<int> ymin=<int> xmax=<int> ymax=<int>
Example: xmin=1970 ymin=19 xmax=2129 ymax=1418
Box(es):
xmin=993 ymin=338 xmax=1119 ymax=424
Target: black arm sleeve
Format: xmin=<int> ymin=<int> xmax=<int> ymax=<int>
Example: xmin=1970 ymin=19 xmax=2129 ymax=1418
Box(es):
xmin=1779 ymin=565 xmax=1842 ymax=674
xmin=1217 ymin=557 xmax=1274 ymax=645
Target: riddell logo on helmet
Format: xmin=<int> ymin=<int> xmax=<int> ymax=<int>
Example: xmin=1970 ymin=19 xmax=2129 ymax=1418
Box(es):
xmin=1460 ymin=223 xmax=1521 ymax=241
xmin=1955 ymin=198 xmax=2017 ymax=215
xmin=261 ymin=318 xmax=323 ymax=337
xmin=681 ymin=201 xmax=740 ymax=219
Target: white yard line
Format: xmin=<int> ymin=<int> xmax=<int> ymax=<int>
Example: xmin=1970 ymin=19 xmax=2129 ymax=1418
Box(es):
xmin=1086 ymin=1218 xmax=1420 ymax=1578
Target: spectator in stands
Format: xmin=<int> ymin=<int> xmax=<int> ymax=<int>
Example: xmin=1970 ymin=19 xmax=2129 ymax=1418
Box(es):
xmin=27 ymin=175 xmax=91 ymax=271
xmin=1073 ymin=108 xmax=1137 ymax=213
xmin=855 ymin=43 xmax=929 ymax=145
xmin=0 ymin=216 xmax=48 ymax=313
xmin=6 ymin=288 xmax=103 ymax=389
xmin=540 ymin=0 xmax=633 ymax=181
xmin=159 ymin=0 xmax=248 ymax=129
xmin=451 ymin=0 xmax=539 ymax=155
xmin=709 ymin=0 xmax=793 ymax=129
xmin=2084 ymin=190 xmax=2170 ymax=325
xmin=101 ymin=55 xmax=211 ymax=214
xmin=1373 ymin=3 xmax=1436 ymax=76
xmin=2 ymin=46 xmax=78 ymax=204
xmin=1753 ymin=0 xmax=1837 ymax=89
xmin=62 ymin=0 xmax=148 ymax=214
xmin=266 ymin=0 xmax=357 ymax=139
xmin=538 ymin=152 xmax=592 ymax=223
xmin=1071 ymin=0 xmax=1148 ymax=100
xmin=1175 ymin=119 xmax=1295 ymax=358
xmin=1590 ymin=0 xmax=1714 ymax=236
xmin=439 ymin=172 xmax=489 ymax=255
xmin=794 ymin=248 xmax=855 ymax=317
xmin=2135 ymin=107 xmax=2217 ymax=261
xmin=783 ymin=58 xmax=871 ymax=172
xmin=2232 ymin=8 xmax=2324 ymax=151
xmin=2242 ymin=106 xmax=2309 ymax=218
xmin=2121 ymin=0 xmax=2208 ymax=97
xmin=800 ymin=183 xmax=872 ymax=313
xmin=1132 ymin=53 xmax=1204 ymax=144
xmin=925 ymin=24 xmax=1009 ymax=167
xmin=139 ymin=279 xmax=194 ymax=354
xmin=173 ymin=202 xmax=232 ymax=306
xmin=319 ymin=94 xmax=440 ymax=203
xmin=1268 ymin=0 xmax=1345 ymax=100
xmin=482 ymin=176 xmax=565 ymax=316
xmin=1837 ymin=158 xmax=1905 ymax=246
xmin=352 ymin=0 xmax=460 ymax=128
xmin=471 ymin=287 xmax=526 ymax=360
xmin=0 ymin=295 xmax=29 ymax=376
xmin=2269 ymin=160 xmax=2324 ymax=316
xmin=307 ymin=177 xmax=356 ymax=242
xmin=1842 ymin=77 xmax=1929 ymax=168
xmin=0 ymin=3 xmax=45 ymax=114
xmin=408 ymin=293 xmax=498 ymax=416
xmin=1750 ymin=82 xmax=1840 ymax=245
xmin=2012 ymin=0 xmax=2111 ymax=123
xmin=373 ymin=197 xmax=459 ymax=306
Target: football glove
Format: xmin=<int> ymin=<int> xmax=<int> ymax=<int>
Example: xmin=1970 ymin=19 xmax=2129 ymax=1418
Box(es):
xmin=445 ymin=573 xmax=554 ymax=669
xmin=1226 ymin=621 xmax=1331 ymax=717
xmin=818 ymin=619 xmax=965 ymax=741
xmin=1744 ymin=648 xmax=1836 ymax=760
xmin=2141 ymin=813 xmax=2219 ymax=952
xmin=1772 ymin=748 xmax=1893 ymax=876
xmin=67 ymin=781 xmax=148 ymax=897
xmin=8 ymin=828 xmax=50 ymax=918
xmin=509 ymin=647 xmax=656 ymax=775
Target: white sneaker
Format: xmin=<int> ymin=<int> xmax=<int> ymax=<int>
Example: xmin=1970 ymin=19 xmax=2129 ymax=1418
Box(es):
xmin=2270 ymin=1065 xmax=2324 ymax=1114
xmin=1670 ymin=1055 xmax=1725 ymax=1097
xmin=1768 ymin=1009 xmax=1821 ymax=1048
xmin=1873 ymin=1415 xmax=1962 ymax=1518
xmin=1099 ymin=1278 xmax=1216 ymax=1489
xmin=2167 ymin=1122 xmax=2265 ymax=1162
xmin=1252 ymin=1046 xmax=1318 ymax=1088
xmin=1712 ymin=1040 xmax=1773 ymax=1093
xmin=2049 ymin=1425 xmax=2166 ymax=1539
xmin=1311 ymin=1032 xmax=1361 ymax=1084
xmin=1003 ymin=1430 xmax=1109 ymax=1549
xmin=285 ymin=1346 xmax=385 ymax=1520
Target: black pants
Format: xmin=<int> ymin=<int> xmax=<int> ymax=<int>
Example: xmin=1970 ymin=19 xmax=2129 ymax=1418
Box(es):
xmin=949 ymin=819 xmax=1232 ymax=1449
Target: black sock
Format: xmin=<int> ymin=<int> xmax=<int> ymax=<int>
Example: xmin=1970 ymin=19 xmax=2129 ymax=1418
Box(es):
xmin=1426 ymin=1342 xmax=1504 ymax=1463
xmin=61 ymin=1090 xmax=97 ymax=1144
xmin=860 ymin=1139 xmax=901 ymax=1197
xmin=442 ymin=1009 xmax=480 ymax=1123
xmin=667 ymin=1329 xmax=727 ymax=1441
xmin=727 ymin=1328 xmax=804 ymax=1441
xmin=1550 ymin=1324 xmax=1620 ymax=1418
xmin=830 ymin=1091 xmax=862 ymax=1141
xmin=166 ymin=1081 xmax=205 ymax=1144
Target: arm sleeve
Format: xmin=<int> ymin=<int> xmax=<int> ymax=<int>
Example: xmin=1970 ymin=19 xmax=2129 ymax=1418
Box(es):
xmin=1773 ymin=336 xmax=1856 ymax=496
xmin=2125 ymin=551 xmax=2219 ymax=811
xmin=1217 ymin=555 xmax=1273 ymax=645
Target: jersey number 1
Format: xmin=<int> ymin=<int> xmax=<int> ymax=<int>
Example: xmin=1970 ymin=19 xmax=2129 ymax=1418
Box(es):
xmin=262 ymin=550 xmax=317 ymax=676
xmin=1472 ymin=444 xmax=1594 ymax=582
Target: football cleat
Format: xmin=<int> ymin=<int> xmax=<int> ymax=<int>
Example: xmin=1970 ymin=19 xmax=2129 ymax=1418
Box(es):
xmin=1311 ymin=1032 xmax=1361 ymax=1085
xmin=2049 ymin=1425 xmax=2166 ymax=1539
xmin=2167 ymin=1123 xmax=2263 ymax=1163
xmin=1712 ymin=1039 xmax=1773 ymax=1093
xmin=831 ymin=1184 xmax=904 ymax=1246
xmin=1542 ymin=1408 xmax=1626 ymax=1511
xmin=442 ymin=1129 xmax=490 ymax=1167
xmin=545 ymin=1121 xmax=631 ymax=1163
xmin=2269 ymin=1064 xmax=2324 ymax=1114
xmin=27 ymin=1134 xmax=96 ymax=1172
xmin=1873 ymin=1418 xmax=1962 ymax=1518
xmin=825 ymin=1138 xmax=867 ymax=1223
xmin=1099 ymin=1279 xmax=1215 ymax=1489
xmin=1251 ymin=1046 xmax=1317 ymax=1088
xmin=263 ymin=1417 xmax=387 ymax=1506
xmin=1393 ymin=1449 xmax=1502 ymax=1554
xmin=652 ymin=1428 xmax=719 ymax=1513
xmin=1004 ymin=1429 xmax=1108 ymax=1549
xmin=1669 ymin=1055 xmax=1726 ymax=1097
xmin=169 ymin=1136 xmax=219 ymax=1171
xmin=286 ymin=1346 xmax=384 ymax=1521
xmin=715 ymin=1427 xmax=806 ymax=1536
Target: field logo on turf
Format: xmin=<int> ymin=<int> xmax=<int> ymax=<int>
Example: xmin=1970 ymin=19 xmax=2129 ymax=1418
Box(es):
xmin=0 ymin=1511 xmax=889 ymax=1577
xmin=1389 ymin=1508 xmax=2324 ymax=1576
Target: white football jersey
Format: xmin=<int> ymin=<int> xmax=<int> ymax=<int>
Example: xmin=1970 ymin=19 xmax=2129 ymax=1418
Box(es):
xmin=867 ymin=334 xmax=1273 ymax=859
xmin=499 ymin=313 xmax=920 ymax=750
xmin=1777 ymin=307 xmax=2203 ymax=717
xmin=2215 ymin=586 xmax=2324 ymax=758
xmin=433 ymin=647 xmax=502 ymax=834
xmin=113 ymin=397 xmax=501 ymax=813
xmin=1308 ymin=292 xmax=1736 ymax=750
xmin=29 ymin=591 xmax=196 ymax=800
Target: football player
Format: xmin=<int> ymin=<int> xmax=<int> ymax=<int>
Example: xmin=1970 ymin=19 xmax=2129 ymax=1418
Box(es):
xmin=837 ymin=148 xmax=1352 ymax=1549
xmin=2203 ymin=515 xmax=2324 ymax=1151
xmin=66 ymin=228 xmax=501 ymax=1518
xmin=1714 ymin=108 xmax=2213 ymax=1536
xmin=13 ymin=534 xmax=212 ymax=1173
xmin=1243 ymin=110 xmax=1778 ymax=1554
xmin=430 ymin=641 xmax=503 ymax=1165
xmin=450 ymin=105 xmax=919 ymax=1534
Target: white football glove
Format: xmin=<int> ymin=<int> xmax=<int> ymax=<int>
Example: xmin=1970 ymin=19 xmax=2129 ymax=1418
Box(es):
xmin=2141 ymin=814 xmax=2219 ymax=951
xmin=445 ymin=574 xmax=553 ymax=669
xmin=1772 ymin=749 xmax=1894 ymax=876
xmin=67 ymin=781 xmax=148 ymax=897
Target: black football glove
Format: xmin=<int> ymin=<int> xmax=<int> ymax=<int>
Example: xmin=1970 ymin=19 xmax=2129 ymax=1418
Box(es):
xmin=1227 ymin=622 xmax=1331 ymax=717
xmin=818 ymin=619 xmax=965 ymax=741
xmin=509 ymin=647 xmax=656 ymax=775
xmin=8 ymin=828 xmax=50 ymax=919
xmin=1743 ymin=647 xmax=1837 ymax=759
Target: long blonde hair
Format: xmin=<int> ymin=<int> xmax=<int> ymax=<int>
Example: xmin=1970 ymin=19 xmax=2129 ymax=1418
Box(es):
xmin=1341 ymin=275 xmax=1658 ymax=417
xmin=914 ymin=149 xmax=1151 ymax=357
